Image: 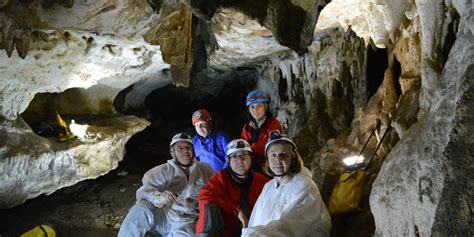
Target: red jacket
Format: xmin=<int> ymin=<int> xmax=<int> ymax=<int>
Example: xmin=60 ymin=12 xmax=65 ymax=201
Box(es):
xmin=241 ymin=116 xmax=282 ymax=170
xmin=195 ymin=169 xmax=270 ymax=236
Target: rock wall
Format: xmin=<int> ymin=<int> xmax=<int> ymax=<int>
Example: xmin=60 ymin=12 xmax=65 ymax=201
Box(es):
xmin=0 ymin=0 xmax=472 ymax=235
xmin=0 ymin=0 xmax=168 ymax=119
xmin=0 ymin=30 xmax=168 ymax=120
xmin=369 ymin=1 xmax=473 ymax=236
xmin=252 ymin=28 xmax=367 ymax=166
xmin=183 ymin=0 xmax=327 ymax=53
xmin=0 ymin=1 xmax=163 ymax=208
xmin=263 ymin=0 xmax=472 ymax=235
xmin=0 ymin=116 xmax=149 ymax=208
xmin=316 ymin=0 xmax=410 ymax=48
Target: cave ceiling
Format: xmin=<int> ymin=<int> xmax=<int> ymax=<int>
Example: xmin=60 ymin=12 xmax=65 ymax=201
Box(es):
xmin=0 ymin=2 xmax=472 ymax=236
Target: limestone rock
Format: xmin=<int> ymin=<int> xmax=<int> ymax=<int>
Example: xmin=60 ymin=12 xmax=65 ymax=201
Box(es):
xmin=370 ymin=3 xmax=473 ymax=235
xmin=0 ymin=115 xmax=150 ymax=208
xmin=0 ymin=30 xmax=168 ymax=120
xmin=251 ymin=28 xmax=367 ymax=164
xmin=316 ymin=0 xmax=410 ymax=47
xmin=208 ymin=9 xmax=289 ymax=70
xmin=306 ymin=29 xmax=367 ymax=146
xmin=183 ymin=0 xmax=327 ymax=53
xmin=151 ymin=2 xmax=193 ymax=87
xmin=392 ymin=87 xmax=420 ymax=138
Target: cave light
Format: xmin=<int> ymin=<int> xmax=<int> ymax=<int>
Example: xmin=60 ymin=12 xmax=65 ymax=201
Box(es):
xmin=342 ymin=155 xmax=365 ymax=166
xmin=69 ymin=119 xmax=90 ymax=142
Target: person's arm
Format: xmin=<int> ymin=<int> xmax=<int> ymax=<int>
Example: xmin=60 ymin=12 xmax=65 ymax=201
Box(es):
xmin=219 ymin=132 xmax=231 ymax=150
xmin=237 ymin=209 xmax=249 ymax=228
xmin=196 ymin=171 xmax=225 ymax=234
xmin=242 ymin=182 xmax=331 ymax=237
xmin=269 ymin=117 xmax=283 ymax=133
xmin=260 ymin=117 xmax=282 ymax=144
xmin=135 ymin=166 xmax=168 ymax=204
xmin=193 ymin=136 xmax=202 ymax=161
xmin=199 ymin=171 xmax=239 ymax=214
xmin=241 ymin=124 xmax=251 ymax=142
xmin=218 ymin=132 xmax=231 ymax=169
xmin=252 ymin=117 xmax=283 ymax=163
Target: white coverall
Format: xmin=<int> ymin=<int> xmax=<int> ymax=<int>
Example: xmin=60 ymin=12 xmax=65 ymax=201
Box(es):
xmin=119 ymin=159 xmax=214 ymax=237
xmin=241 ymin=168 xmax=331 ymax=237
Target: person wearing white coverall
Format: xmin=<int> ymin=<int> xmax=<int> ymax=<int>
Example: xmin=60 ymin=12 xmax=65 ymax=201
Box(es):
xmin=240 ymin=130 xmax=331 ymax=236
xmin=118 ymin=133 xmax=214 ymax=237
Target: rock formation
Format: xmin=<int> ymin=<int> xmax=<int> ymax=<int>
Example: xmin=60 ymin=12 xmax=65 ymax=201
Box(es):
xmin=0 ymin=0 xmax=472 ymax=235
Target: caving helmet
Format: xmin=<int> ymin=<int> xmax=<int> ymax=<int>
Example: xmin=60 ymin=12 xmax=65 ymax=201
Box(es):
xmin=226 ymin=139 xmax=253 ymax=157
xmin=192 ymin=109 xmax=212 ymax=125
xmin=246 ymin=90 xmax=270 ymax=107
xmin=264 ymin=130 xmax=297 ymax=155
xmin=170 ymin=132 xmax=193 ymax=148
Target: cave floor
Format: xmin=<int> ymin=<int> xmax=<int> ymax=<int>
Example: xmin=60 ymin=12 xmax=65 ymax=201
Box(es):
xmin=0 ymin=168 xmax=140 ymax=237
xmin=0 ymin=118 xmax=195 ymax=237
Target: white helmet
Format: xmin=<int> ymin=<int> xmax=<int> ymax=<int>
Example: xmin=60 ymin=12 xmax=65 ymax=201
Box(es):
xmin=226 ymin=139 xmax=252 ymax=157
xmin=264 ymin=130 xmax=297 ymax=155
xmin=170 ymin=132 xmax=193 ymax=147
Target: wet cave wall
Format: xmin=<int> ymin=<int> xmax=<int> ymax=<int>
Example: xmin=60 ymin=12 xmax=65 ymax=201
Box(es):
xmin=0 ymin=0 xmax=473 ymax=236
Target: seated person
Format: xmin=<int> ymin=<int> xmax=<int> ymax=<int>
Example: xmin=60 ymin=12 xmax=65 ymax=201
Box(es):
xmin=195 ymin=139 xmax=270 ymax=236
xmin=241 ymin=131 xmax=331 ymax=236
xmin=192 ymin=109 xmax=230 ymax=172
xmin=118 ymin=133 xmax=214 ymax=237
xmin=241 ymin=90 xmax=282 ymax=173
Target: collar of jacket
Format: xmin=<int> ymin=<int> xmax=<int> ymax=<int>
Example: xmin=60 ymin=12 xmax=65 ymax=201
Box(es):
xmin=249 ymin=116 xmax=267 ymax=130
xmin=273 ymin=173 xmax=295 ymax=189
xmin=227 ymin=167 xmax=253 ymax=186
xmin=197 ymin=130 xmax=215 ymax=140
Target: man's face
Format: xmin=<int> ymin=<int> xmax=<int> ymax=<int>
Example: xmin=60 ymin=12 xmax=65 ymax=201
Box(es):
xmin=267 ymin=143 xmax=292 ymax=176
xmin=248 ymin=102 xmax=266 ymax=121
xmin=194 ymin=121 xmax=211 ymax=137
xmin=171 ymin=141 xmax=194 ymax=165
xmin=228 ymin=151 xmax=252 ymax=176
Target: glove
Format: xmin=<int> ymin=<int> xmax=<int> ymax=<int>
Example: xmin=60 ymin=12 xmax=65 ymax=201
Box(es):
xmin=153 ymin=191 xmax=177 ymax=208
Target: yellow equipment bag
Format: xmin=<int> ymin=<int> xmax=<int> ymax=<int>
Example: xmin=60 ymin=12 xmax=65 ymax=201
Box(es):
xmin=328 ymin=170 xmax=366 ymax=215
xmin=20 ymin=224 xmax=57 ymax=237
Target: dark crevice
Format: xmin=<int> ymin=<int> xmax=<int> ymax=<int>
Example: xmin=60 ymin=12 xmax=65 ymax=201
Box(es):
xmin=392 ymin=57 xmax=402 ymax=97
xmin=442 ymin=9 xmax=459 ymax=66
xmin=340 ymin=62 xmax=355 ymax=127
xmin=278 ymin=70 xmax=289 ymax=102
xmin=366 ymin=46 xmax=387 ymax=97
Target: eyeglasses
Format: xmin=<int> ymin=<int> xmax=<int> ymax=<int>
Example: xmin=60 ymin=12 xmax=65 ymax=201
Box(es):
xmin=229 ymin=153 xmax=251 ymax=162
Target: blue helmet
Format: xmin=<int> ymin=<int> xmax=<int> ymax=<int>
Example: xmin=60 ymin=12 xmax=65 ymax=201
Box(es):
xmin=246 ymin=90 xmax=270 ymax=106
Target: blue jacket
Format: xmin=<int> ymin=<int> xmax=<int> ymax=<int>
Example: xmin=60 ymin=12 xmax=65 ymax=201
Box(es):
xmin=193 ymin=131 xmax=230 ymax=172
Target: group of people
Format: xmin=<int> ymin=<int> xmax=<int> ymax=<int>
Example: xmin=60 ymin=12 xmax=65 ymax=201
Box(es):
xmin=118 ymin=90 xmax=331 ymax=237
